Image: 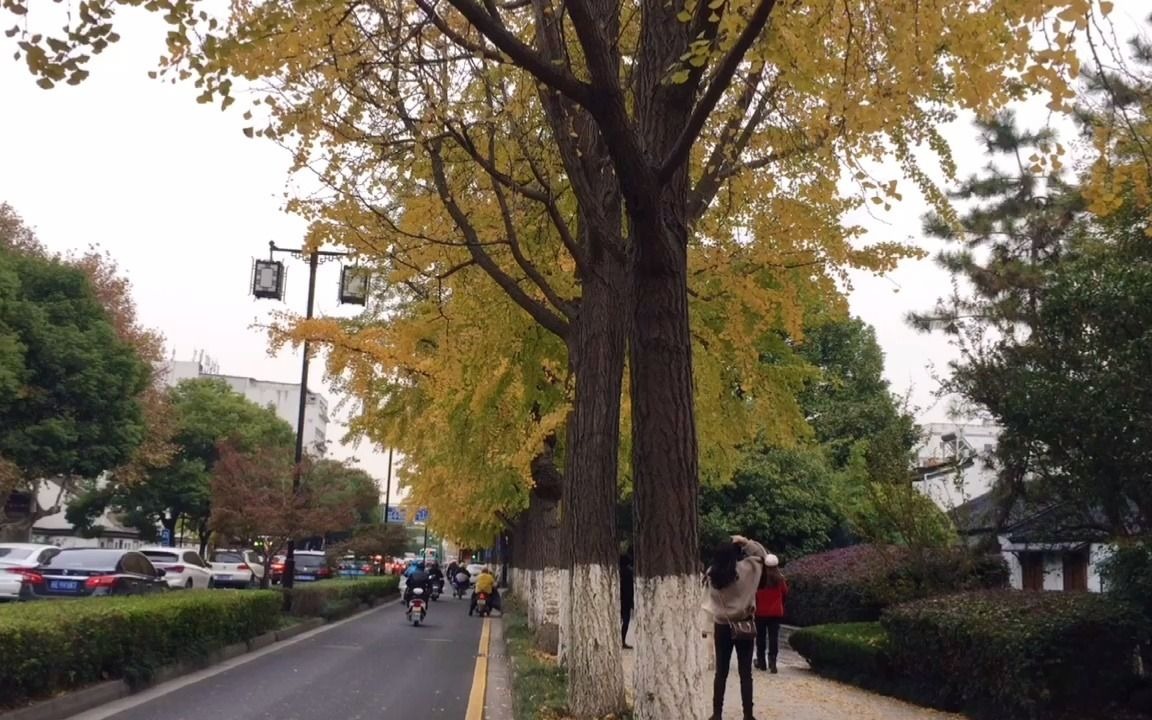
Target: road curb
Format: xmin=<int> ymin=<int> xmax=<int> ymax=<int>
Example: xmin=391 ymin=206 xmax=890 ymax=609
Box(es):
xmin=247 ymin=631 xmax=277 ymax=652
xmin=0 ymin=682 xmax=130 ymax=720
xmin=0 ymin=598 xmax=397 ymax=720
xmin=483 ymin=618 xmax=515 ymax=720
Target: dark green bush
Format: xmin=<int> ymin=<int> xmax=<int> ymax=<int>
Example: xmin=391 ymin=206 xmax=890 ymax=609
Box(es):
xmin=882 ymin=590 xmax=1147 ymax=720
xmin=0 ymin=591 xmax=282 ymax=706
xmin=285 ymin=576 xmax=399 ymax=617
xmin=1101 ymin=543 xmax=1152 ymax=678
xmin=788 ymin=622 xmax=891 ymax=690
xmin=785 ymin=544 xmax=1008 ymax=626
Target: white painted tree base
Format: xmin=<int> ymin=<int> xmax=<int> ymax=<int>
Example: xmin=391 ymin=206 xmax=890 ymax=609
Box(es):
xmin=633 ymin=574 xmax=709 ymax=720
xmin=566 ymin=563 xmax=626 ymax=716
xmin=558 ymin=566 xmax=570 ymax=664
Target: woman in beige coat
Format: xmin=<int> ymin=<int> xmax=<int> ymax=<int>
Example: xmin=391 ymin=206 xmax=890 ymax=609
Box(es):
xmin=703 ymin=535 xmax=768 ymax=720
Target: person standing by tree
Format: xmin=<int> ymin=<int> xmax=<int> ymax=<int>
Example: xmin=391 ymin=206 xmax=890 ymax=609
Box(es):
xmin=704 ymin=535 xmax=767 ymax=720
xmin=754 ymin=554 xmax=787 ymax=673
xmin=620 ymin=554 xmax=635 ymax=649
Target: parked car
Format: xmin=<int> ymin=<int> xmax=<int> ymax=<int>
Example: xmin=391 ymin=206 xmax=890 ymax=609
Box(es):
xmin=0 ymin=544 xmax=62 ymax=602
xmin=270 ymin=551 xmax=333 ymax=583
xmin=0 ymin=568 xmax=31 ymax=602
xmin=0 ymin=543 xmax=62 ymax=569
xmin=32 ymin=548 xmax=169 ymax=598
xmin=209 ymin=549 xmax=265 ymax=589
xmin=291 ymin=551 xmax=334 ymax=582
xmin=140 ymin=547 xmax=214 ymax=589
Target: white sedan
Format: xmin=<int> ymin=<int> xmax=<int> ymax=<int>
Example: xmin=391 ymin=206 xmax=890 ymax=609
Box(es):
xmin=0 ymin=543 xmax=62 ymax=601
xmin=139 ymin=547 xmax=214 ymax=589
xmin=0 ymin=570 xmax=28 ymax=601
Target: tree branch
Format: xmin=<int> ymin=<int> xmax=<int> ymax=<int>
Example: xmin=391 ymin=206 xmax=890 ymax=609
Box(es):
xmin=485 ymin=140 xmax=577 ymax=319
xmin=440 ymin=0 xmax=593 ymax=105
xmin=426 ymin=139 xmax=570 ymax=338
xmin=659 ymin=0 xmax=780 ymax=181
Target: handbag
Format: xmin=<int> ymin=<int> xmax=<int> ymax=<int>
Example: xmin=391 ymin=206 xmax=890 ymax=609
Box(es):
xmin=729 ymin=616 xmax=756 ymax=639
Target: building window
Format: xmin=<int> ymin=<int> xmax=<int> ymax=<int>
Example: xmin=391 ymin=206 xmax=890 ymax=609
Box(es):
xmin=1063 ymin=550 xmax=1089 ymax=592
xmin=1021 ymin=552 xmax=1044 ymax=591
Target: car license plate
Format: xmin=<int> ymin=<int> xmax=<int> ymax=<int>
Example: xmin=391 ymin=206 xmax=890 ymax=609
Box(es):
xmin=49 ymin=580 xmax=79 ymax=592
xmin=297 ymin=574 xmax=315 ymax=581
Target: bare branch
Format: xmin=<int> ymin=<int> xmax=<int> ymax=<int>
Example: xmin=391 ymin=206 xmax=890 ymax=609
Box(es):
xmin=440 ymin=0 xmax=594 ymax=104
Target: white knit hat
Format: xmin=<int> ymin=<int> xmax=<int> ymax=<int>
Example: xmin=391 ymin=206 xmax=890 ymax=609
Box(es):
xmin=764 ymin=554 xmax=780 ymax=568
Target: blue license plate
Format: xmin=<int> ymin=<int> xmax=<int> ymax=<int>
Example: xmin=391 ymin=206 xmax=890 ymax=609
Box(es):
xmin=297 ymin=574 xmax=315 ymax=581
xmin=49 ymin=580 xmax=79 ymax=593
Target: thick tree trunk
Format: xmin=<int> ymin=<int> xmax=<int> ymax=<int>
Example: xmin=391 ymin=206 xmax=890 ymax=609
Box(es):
xmin=628 ymin=221 xmax=707 ymax=720
xmin=561 ymin=246 xmax=629 ymax=717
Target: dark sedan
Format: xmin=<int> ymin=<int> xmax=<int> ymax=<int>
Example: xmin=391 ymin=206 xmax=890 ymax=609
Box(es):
xmin=31 ymin=548 xmax=170 ymax=598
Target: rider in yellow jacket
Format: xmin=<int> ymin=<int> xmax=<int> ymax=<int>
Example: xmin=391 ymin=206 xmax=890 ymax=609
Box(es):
xmin=470 ymin=567 xmax=501 ymax=615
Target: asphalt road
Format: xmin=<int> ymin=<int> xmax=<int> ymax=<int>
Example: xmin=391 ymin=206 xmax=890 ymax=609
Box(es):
xmin=79 ymin=595 xmax=484 ymax=720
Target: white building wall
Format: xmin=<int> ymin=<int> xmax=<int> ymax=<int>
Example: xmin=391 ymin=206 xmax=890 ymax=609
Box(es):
xmin=997 ymin=536 xmax=1112 ymax=593
xmin=1089 ymin=544 xmax=1114 ymax=592
xmin=155 ymin=359 xmax=329 ymax=456
xmin=915 ymin=422 xmax=1001 ymax=510
xmin=212 ymin=374 xmax=329 ymax=454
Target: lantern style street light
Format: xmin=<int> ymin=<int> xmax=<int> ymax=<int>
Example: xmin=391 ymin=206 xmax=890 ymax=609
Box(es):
xmin=250 ymin=241 xmax=370 ymax=591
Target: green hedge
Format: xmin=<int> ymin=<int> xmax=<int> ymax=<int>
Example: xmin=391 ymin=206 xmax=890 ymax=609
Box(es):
xmin=785 ymin=544 xmax=1008 ymax=626
xmin=788 ymin=622 xmax=890 ymax=691
xmin=0 ymin=591 xmax=282 ymax=706
xmin=882 ymin=591 xmax=1147 ymax=719
xmin=285 ymin=576 xmax=400 ymax=619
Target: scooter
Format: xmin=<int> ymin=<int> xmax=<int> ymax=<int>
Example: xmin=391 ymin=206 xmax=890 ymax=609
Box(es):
xmin=474 ymin=591 xmax=491 ymax=617
xmin=430 ymin=578 xmax=443 ymax=601
xmin=452 ymin=574 xmax=470 ymax=599
xmin=406 ymin=587 xmax=427 ymax=626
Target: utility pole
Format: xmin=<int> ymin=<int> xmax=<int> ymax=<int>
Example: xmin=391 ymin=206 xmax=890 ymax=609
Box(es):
xmin=382 ymin=447 xmax=393 ymax=524
xmin=251 ymin=241 xmax=365 ymax=595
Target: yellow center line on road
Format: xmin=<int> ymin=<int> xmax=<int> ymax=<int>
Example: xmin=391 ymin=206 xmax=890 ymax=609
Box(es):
xmin=465 ymin=617 xmax=492 ymax=720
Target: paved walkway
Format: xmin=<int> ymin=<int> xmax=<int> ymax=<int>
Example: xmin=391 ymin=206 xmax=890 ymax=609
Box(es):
xmin=621 ymin=629 xmax=962 ymax=720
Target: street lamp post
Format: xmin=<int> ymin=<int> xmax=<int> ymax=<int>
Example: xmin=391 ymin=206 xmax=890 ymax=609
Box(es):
xmin=250 ymin=241 xmax=369 ymax=591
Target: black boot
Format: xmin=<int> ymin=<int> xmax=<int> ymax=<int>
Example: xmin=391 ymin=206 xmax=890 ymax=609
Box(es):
xmin=754 ymin=658 xmax=766 ymax=671
xmin=769 ymin=656 xmax=778 ymax=673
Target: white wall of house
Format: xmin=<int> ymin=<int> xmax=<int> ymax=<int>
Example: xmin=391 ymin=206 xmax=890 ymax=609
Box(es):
xmin=156 ymin=359 xmax=329 ymax=455
xmin=998 ymin=537 xmax=1113 ymax=592
xmin=915 ymin=422 xmax=1001 ymax=511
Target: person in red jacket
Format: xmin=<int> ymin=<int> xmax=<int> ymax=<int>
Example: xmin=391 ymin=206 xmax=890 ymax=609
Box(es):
xmin=754 ymin=554 xmax=788 ymax=673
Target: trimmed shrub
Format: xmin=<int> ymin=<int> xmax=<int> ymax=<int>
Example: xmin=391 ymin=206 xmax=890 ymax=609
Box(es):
xmin=788 ymin=622 xmax=891 ymax=690
xmin=785 ymin=544 xmax=1008 ymax=626
xmin=0 ymin=591 xmax=282 ymax=706
xmin=882 ymin=590 xmax=1147 ymax=720
xmin=285 ymin=576 xmax=399 ymax=618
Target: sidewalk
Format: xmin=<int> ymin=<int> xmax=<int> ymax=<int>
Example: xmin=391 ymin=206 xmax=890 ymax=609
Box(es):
xmin=621 ymin=630 xmax=962 ymax=720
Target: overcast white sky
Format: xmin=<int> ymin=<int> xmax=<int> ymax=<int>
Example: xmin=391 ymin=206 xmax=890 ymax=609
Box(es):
xmin=0 ymin=4 xmax=1146 ymax=486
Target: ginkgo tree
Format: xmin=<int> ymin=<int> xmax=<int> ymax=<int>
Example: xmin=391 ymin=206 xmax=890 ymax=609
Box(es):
xmin=2 ymin=0 xmax=1110 ymax=716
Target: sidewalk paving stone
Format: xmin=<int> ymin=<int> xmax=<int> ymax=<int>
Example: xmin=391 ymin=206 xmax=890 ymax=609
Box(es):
xmin=621 ymin=641 xmax=963 ymax=720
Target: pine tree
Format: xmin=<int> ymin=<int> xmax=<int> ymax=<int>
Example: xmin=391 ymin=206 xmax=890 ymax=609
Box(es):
xmin=909 ymin=112 xmax=1082 ymax=342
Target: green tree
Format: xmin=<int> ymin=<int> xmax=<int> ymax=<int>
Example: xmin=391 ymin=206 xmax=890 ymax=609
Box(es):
xmin=955 ymin=212 xmax=1152 ymax=532
xmin=699 ymin=446 xmax=842 ymax=560
xmin=69 ymin=378 xmax=294 ymax=552
xmin=0 ymin=243 xmax=148 ymax=540
xmin=301 ymin=458 xmax=381 ymax=532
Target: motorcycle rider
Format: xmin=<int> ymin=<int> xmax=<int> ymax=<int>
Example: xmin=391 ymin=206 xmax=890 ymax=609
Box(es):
xmin=403 ymin=561 xmax=431 ymax=609
xmin=427 ymin=561 xmax=445 ymax=595
xmin=469 ymin=566 xmax=501 ymax=615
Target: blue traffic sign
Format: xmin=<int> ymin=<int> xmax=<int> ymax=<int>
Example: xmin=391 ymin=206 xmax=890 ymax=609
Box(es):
xmin=385 ymin=507 xmax=405 ymax=524
xmin=415 ymin=508 xmax=429 ymax=524
xmin=160 ymin=527 xmax=172 ymax=547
